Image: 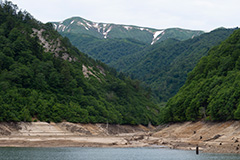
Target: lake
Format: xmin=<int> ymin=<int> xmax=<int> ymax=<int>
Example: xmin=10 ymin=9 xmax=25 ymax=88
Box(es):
xmin=0 ymin=147 xmax=239 ymax=160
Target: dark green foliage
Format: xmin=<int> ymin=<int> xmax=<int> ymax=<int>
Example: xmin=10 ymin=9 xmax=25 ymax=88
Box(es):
xmin=61 ymin=22 xmax=235 ymax=103
xmin=162 ymin=28 xmax=240 ymax=122
xmin=0 ymin=1 xmax=159 ymax=125
xmin=60 ymin=33 xmax=147 ymax=69
xmin=125 ymin=28 xmax=236 ymax=102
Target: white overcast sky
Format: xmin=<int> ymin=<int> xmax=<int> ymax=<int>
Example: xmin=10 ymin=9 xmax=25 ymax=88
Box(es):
xmin=7 ymin=0 xmax=240 ymax=31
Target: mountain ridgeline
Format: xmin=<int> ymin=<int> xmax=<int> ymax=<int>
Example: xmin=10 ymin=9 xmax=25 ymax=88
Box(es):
xmin=0 ymin=1 xmax=159 ymax=125
xmin=52 ymin=17 xmax=204 ymax=71
xmin=161 ymin=28 xmax=240 ymax=122
xmin=52 ymin=17 xmax=204 ymax=45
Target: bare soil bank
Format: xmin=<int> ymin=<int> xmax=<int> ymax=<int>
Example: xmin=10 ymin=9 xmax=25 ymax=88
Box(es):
xmin=154 ymin=121 xmax=240 ymax=153
xmin=0 ymin=121 xmax=240 ymax=153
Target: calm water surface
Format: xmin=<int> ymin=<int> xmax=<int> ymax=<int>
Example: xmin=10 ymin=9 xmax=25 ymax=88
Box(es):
xmin=0 ymin=147 xmax=239 ymax=160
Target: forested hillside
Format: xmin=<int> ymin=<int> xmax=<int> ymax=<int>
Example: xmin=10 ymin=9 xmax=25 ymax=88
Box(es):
xmin=125 ymin=28 xmax=236 ymax=102
xmin=58 ymin=20 xmax=235 ymax=103
xmin=161 ymin=28 xmax=240 ymax=122
xmin=0 ymin=1 xmax=159 ymax=125
xmin=60 ymin=32 xmax=147 ymax=69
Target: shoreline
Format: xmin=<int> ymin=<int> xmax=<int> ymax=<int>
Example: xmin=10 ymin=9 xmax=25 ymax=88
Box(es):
xmin=0 ymin=121 xmax=240 ymax=153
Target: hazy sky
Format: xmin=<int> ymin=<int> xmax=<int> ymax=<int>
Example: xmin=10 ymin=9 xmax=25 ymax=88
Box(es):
xmin=8 ymin=0 xmax=240 ymax=31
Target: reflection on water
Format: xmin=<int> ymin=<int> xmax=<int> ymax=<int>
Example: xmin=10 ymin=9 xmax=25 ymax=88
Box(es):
xmin=0 ymin=147 xmax=239 ymax=160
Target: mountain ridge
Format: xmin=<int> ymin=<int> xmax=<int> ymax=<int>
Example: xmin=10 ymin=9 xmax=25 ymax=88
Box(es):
xmin=51 ymin=16 xmax=204 ymax=45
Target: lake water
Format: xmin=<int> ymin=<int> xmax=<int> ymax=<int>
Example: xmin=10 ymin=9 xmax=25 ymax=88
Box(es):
xmin=0 ymin=147 xmax=239 ymax=160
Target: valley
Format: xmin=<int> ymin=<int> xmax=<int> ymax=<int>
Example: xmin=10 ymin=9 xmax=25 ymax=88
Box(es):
xmin=1 ymin=2 xmax=240 ymax=155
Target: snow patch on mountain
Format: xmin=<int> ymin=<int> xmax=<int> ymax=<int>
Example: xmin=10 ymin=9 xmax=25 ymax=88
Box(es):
xmin=103 ymin=25 xmax=112 ymax=38
xmin=151 ymin=30 xmax=164 ymax=45
xmin=92 ymin=22 xmax=103 ymax=33
xmin=124 ymin=26 xmax=133 ymax=30
xmin=62 ymin=26 xmax=66 ymax=32
xmin=57 ymin=24 xmax=67 ymax=32
xmin=93 ymin=22 xmax=99 ymax=28
xmin=83 ymin=20 xmax=92 ymax=28
xmin=53 ymin=23 xmax=57 ymax=30
xmin=70 ymin=20 xmax=75 ymax=24
xmin=153 ymin=31 xmax=163 ymax=39
xmin=138 ymin=27 xmax=152 ymax=33
xmin=77 ymin=21 xmax=89 ymax=30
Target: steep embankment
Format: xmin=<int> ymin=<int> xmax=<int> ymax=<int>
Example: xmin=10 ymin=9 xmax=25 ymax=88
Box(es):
xmin=154 ymin=121 xmax=240 ymax=153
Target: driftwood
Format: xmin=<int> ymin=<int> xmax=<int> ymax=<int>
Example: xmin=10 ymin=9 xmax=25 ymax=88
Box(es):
xmin=204 ymin=134 xmax=222 ymax=142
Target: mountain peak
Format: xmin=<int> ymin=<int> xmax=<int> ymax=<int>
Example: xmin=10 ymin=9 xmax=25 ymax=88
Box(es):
xmin=51 ymin=17 xmax=204 ymax=45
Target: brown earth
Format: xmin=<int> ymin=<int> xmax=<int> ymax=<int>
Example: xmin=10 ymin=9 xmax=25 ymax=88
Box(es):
xmin=0 ymin=122 xmax=154 ymax=148
xmin=153 ymin=121 xmax=240 ymax=153
xmin=0 ymin=121 xmax=240 ymax=153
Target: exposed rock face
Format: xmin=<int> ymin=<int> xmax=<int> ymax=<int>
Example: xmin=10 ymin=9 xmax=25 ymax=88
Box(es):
xmin=0 ymin=122 xmax=21 ymax=136
xmin=82 ymin=64 xmax=105 ymax=81
xmin=31 ymin=28 xmax=76 ymax=62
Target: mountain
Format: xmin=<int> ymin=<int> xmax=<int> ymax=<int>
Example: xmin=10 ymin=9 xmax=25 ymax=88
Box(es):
xmin=52 ymin=16 xmax=235 ymax=103
xmin=52 ymin=17 xmax=204 ymax=45
xmin=124 ymin=28 xmax=236 ymax=102
xmin=51 ymin=17 xmax=204 ymax=73
xmin=161 ymin=28 xmax=240 ymax=122
xmin=0 ymin=1 xmax=159 ymax=125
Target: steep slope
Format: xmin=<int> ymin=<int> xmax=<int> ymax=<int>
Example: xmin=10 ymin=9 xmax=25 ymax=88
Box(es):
xmin=161 ymin=28 xmax=240 ymax=122
xmin=60 ymin=32 xmax=147 ymax=68
xmin=52 ymin=17 xmax=204 ymax=45
xmin=0 ymin=1 xmax=159 ymax=125
xmin=125 ymin=28 xmax=236 ymax=102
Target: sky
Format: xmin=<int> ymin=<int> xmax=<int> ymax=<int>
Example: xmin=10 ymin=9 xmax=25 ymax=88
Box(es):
xmin=7 ymin=0 xmax=240 ymax=31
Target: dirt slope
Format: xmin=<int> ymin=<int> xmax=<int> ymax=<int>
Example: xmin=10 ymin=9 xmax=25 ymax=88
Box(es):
xmin=0 ymin=122 xmax=153 ymax=148
xmin=153 ymin=121 xmax=240 ymax=153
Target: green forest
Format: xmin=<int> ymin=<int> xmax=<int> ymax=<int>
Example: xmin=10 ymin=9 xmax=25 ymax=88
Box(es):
xmin=125 ymin=28 xmax=236 ymax=102
xmin=0 ymin=1 xmax=159 ymax=125
xmin=61 ymin=24 xmax=235 ymax=103
xmin=161 ymin=28 xmax=240 ymax=122
xmin=60 ymin=32 xmax=147 ymax=69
